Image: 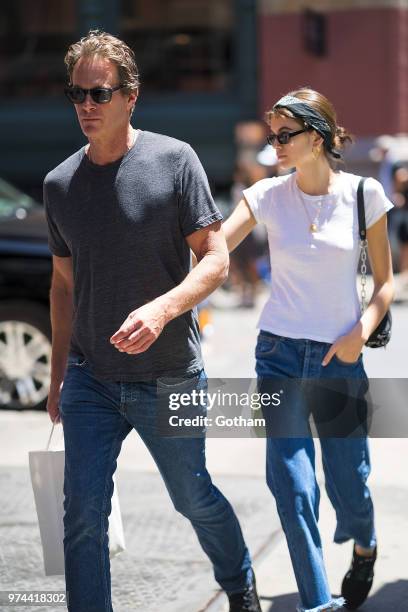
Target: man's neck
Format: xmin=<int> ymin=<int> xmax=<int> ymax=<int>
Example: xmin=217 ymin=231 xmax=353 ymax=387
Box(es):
xmin=87 ymin=126 xmax=136 ymax=165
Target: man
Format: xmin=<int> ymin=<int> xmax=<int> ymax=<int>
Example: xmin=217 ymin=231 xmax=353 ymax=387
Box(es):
xmin=44 ymin=30 xmax=261 ymax=612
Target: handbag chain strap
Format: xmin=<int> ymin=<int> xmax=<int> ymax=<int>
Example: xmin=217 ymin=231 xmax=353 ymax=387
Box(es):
xmin=360 ymin=238 xmax=368 ymax=312
xmin=357 ymin=177 xmax=368 ymax=313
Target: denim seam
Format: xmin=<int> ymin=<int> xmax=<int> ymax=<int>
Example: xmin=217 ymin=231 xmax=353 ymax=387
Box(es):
xmin=100 ymin=426 xmax=125 ymax=612
xmin=322 ymin=443 xmax=376 ymax=549
xmin=119 ymin=382 xmax=127 ymax=416
xmin=267 ymin=441 xmax=334 ymax=609
xmin=266 ymin=449 xmax=304 ymax=597
xmin=321 ymin=453 xmax=352 ymax=545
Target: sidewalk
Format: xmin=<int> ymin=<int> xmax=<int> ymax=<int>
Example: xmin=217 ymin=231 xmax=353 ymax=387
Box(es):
xmin=0 ymin=414 xmax=276 ymax=612
xmin=0 ymin=463 xmax=275 ymax=612
xmin=393 ymin=272 xmax=408 ymax=304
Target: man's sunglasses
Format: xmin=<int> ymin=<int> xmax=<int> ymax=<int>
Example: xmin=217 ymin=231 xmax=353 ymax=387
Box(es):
xmin=64 ymin=85 xmax=124 ymax=104
xmin=267 ymin=127 xmax=310 ymax=146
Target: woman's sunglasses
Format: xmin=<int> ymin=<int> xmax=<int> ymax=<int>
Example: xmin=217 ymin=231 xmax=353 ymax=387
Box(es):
xmin=267 ymin=127 xmax=310 ymax=146
xmin=64 ymin=85 xmax=124 ymax=104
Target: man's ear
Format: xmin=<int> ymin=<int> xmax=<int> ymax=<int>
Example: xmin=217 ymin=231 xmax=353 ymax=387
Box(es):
xmin=128 ymin=89 xmax=138 ymax=112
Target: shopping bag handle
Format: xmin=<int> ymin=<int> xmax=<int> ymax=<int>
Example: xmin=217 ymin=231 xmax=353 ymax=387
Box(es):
xmin=46 ymin=421 xmax=63 ymax=451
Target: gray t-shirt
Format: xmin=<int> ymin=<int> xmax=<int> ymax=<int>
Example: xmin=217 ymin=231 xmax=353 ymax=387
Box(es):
xmin=43 ymin=130 xmax=222 ymax=381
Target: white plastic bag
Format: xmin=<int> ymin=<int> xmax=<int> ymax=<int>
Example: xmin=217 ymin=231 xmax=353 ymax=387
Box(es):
xmin=29 ymin=423 xmax=125 ymax=576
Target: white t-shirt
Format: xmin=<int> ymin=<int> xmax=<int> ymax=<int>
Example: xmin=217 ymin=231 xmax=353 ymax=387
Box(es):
xmin=243 ymin=171 xmax=393 ymax=343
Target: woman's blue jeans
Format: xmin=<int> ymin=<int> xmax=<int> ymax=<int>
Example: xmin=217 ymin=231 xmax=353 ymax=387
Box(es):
xmin=59 ymin=354 xmax=253 ymax=612
xmin=255 ymin=331 xmax=376 ymax=612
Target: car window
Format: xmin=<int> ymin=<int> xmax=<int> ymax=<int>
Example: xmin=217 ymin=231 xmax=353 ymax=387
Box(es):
xmin=0 ymin=178 xmax=37 ymax=219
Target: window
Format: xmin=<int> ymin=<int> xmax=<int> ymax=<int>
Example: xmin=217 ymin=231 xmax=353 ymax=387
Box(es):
xmin=0 ymin=0 xmax=76 ymax=98
xmin=121 ymin=0 xmax=234 ymax=92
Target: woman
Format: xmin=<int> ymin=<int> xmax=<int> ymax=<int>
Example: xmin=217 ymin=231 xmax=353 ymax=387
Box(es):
xmin=223 ymin=88 xmax=394 ymax=611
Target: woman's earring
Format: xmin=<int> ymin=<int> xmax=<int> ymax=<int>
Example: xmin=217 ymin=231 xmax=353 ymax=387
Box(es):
xmin=312 ymin=146 xmax=321 ymax=160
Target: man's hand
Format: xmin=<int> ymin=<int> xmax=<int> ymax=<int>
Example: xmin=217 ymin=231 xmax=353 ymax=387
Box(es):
xmin=110 ymin=300 xmax=169 ymax=354
xmin=46 ymin=384 xmax=62 ymax=424
xmin=322 ymin=327 xmax=366 ymax=366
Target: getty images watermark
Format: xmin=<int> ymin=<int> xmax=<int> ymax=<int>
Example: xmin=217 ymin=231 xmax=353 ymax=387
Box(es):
xmin=156 ymin=376 xmax=408 ymax=438
xmin=167 ymin=387 xmax=283 ymax=429
xmin=156 ymin=378 xmax=286 ymax=437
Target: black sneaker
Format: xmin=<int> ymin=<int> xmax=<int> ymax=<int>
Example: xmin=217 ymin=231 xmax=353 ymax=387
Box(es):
xmin=228 ymin=575 xmax=262 ymax=612
xmin=341 ymin=545 xmax=377 ymax=609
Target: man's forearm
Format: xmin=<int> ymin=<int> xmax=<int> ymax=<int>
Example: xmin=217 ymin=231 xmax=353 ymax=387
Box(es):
xmin=156 ymin=251 xmax=228 ymax=324
xmin=110 ymin=227 xmax=229 ymax=353
xmin=49 ymin=283 xmax=74 ymax=390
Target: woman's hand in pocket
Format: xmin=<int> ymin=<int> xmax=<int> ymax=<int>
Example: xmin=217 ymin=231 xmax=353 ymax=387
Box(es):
xmin=322 ymin=328 xmax=365 ymax=366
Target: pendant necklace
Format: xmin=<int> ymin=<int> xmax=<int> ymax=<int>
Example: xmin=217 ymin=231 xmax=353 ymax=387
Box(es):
xmin=299 ymin=196 xmax=323 ymax=233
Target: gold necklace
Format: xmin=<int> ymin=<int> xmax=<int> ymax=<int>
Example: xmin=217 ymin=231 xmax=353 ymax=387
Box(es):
xmin=299 ymin=196 xmax=323 ymax=233
xmin=296 ymin=173 xmax=337 ymax=232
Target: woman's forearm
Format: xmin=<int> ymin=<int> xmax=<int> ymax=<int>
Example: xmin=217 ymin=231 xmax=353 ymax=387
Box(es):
xmin=359 ymin=279 xmax=395 ymax=342
xmin=222 ymin=198 xmax=257 ymax=253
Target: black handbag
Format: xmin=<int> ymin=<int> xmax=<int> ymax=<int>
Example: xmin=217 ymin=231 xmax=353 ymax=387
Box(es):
xmin=357 ymin=177 xmax=392 ymax=348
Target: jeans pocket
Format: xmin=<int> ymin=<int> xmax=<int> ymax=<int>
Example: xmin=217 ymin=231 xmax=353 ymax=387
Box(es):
xmin=156 ymin=369 xmax=205 ymax=390
xmin=256 ymin=334 xmax=282 ymax=357
xmin=332 ymin=354 xmax=362 ymax=367
xmin=156 ymin=370 xmax=207 ymax=436
xmin=66 ymin=353 xmax=88 ymax=368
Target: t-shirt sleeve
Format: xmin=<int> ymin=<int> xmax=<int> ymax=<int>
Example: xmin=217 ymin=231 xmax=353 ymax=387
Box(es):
xmin=176 ymin=144 xmax=223 ymax=237
xmin=243 ymin=178 xmax=275 ymax=225
xmin=364 ymin=177 xmax=394 ymax=229
xmin=43 ymin=180 xmax=71 ymax=257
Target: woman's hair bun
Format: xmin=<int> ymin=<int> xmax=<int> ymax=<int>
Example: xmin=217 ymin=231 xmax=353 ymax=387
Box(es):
xmin=334 ymin=125 xmax=354 ymax=151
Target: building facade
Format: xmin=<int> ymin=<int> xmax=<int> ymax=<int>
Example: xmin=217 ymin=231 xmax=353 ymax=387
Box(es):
xmin=0 ymin=0 xmax=257 ymax=194
xmin=258 ymin=0 xmax=408 ymax=170
xmin=1 ymin=0 xmax=407 ymax=192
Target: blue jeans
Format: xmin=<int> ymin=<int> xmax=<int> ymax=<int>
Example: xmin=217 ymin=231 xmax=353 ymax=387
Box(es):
xmin=59 ymin=354 xmax=253 ymax=612
xmin=256 ymin=331 xmax=376 ymax=612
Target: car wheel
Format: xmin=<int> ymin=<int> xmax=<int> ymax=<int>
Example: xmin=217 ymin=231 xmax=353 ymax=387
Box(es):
xmin=0 ymin=301 xmax=51 ymax=411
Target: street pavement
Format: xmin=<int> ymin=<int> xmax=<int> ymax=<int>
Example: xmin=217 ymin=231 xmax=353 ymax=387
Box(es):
xmin=0 ymin=290 xmax=407 ymax=611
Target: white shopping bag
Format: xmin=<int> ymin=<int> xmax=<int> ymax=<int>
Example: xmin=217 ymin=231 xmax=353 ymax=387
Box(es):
xmin=29 ymin=423 xmax=126 ymax=576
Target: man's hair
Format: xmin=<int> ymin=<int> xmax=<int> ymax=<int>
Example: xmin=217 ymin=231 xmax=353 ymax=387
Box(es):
xmin=64 ymin=29 xmax=140 ymax=94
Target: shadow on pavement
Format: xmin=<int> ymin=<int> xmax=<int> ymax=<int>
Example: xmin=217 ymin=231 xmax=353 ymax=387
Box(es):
xmin=360 ymin=579 xmax=408 ymax=609
xmin=260 ymin=580 xmax=408 ymax=610
xmin=260 ymin=592 xmax=299 ymax=611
